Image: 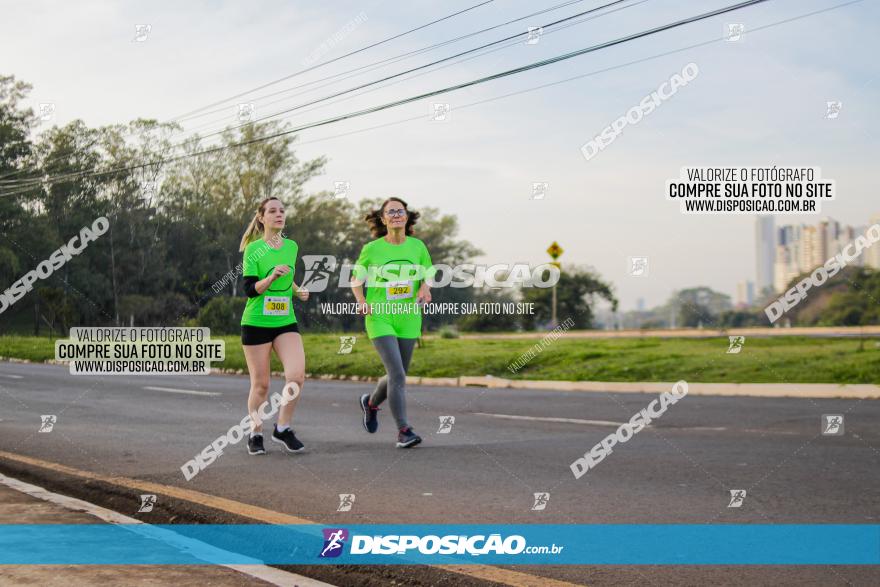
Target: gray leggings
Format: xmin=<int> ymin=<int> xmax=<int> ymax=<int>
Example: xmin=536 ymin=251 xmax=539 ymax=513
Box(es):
xmin=369 ymin=336 xmax=418 ymax=430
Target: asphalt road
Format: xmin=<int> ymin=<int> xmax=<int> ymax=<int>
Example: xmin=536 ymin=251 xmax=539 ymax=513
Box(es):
xmin=0 ymin=361 xmax=878 ymax=586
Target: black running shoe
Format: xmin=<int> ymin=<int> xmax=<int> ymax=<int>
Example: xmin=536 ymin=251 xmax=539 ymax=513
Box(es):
xmin=247 ymin=433 xmax=266 ymax=455
xmin=360 ymin=393 xmax=379 ymax=433
xmin=396 ymin=427 xmax=422 ymax=448
xmin=272 ymin=425 xmax=305 ymax=452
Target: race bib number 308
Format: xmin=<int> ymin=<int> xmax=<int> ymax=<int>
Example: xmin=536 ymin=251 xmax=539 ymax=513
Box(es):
xmin=386 ymin=280 xmax=413 ymax=300
xmin=263 ymin=296 xmax=290 ymax=316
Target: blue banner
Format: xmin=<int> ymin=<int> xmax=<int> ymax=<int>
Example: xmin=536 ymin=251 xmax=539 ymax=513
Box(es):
xmin=0 ymin=524 xmax=877 ymax=565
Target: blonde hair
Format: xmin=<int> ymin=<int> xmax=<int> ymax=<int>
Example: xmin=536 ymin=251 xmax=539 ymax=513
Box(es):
xmin=239 ymin=197 xmax=283 ymax=252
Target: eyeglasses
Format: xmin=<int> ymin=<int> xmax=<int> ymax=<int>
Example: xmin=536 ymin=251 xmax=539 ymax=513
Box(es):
xmin=385 ymin=208 xmax=407 ymax=218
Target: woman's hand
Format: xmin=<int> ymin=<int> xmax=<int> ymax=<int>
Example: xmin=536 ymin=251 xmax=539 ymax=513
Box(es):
xmin=355 ymin=300 xmax=371 ymax=316
xmin=417 ymin=283 xmax=432 ymax=305
xmin=295 ymin=286 xmax=309 ymax=301
xmin=270 ymin=264 xmax=290 ymax=282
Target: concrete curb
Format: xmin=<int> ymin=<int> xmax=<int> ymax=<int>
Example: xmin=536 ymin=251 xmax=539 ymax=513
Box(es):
xmin=404 ymin=375 xmax=880 ymax=399
xmin=446 ymin=325 xmax=880 ymax=340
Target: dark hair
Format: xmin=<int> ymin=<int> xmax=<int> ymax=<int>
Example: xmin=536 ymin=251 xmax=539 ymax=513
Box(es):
xmin=364 ymin=197 xmax=420 ymax=238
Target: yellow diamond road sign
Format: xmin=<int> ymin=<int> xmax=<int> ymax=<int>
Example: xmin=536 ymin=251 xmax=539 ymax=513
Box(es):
xmin=547 ymin=241 xmax=563 ymax=260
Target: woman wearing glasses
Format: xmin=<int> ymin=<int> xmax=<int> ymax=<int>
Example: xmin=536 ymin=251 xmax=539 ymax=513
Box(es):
xmin=352 ymin=198 xmax=433 ymax=448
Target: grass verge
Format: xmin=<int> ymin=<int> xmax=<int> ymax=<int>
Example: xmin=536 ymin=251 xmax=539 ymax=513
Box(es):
xmin=2 ymin=334 xmax=879 ymax=384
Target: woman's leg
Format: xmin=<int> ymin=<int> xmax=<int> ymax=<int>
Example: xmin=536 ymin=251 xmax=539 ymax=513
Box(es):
xmin=369 ymin=375 xmax=389 ymax=406
xmin=272 ymin=331 xmax=305 ymax=428
xmin=369 ymin=339 xmax=417 ymax=408
xmin=243 ymin=341 xmax=272 ymax=434
xmin=397 ymin=337 xmax=417 ymax=373
xmin=369 ymin=335 xmax=415 ymax=430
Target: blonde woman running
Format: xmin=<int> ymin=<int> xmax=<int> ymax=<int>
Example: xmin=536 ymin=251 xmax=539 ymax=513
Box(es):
xmin=239 ymin=197 xmax=309 ymax=455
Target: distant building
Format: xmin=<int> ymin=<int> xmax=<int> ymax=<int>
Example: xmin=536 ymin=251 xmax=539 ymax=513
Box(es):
xmin=774 ymin=242 xmax=799 ymax=293
xmin=867 ymin=213 xmax=880 ymax=270
xmin=735 ymin=281 xmax=755 ymax=308
xmin=774 ymin=224 xmax=801 ymax=293
xmin=801 ymin=224 xmax=820 ymax=269
xmin=773 ymin=216 xmax=872 ymax=292
xmin=755 ymin=216 xmax=775 ymax=295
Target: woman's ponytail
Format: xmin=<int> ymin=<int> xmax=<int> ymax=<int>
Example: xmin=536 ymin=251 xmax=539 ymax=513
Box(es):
xmin=239 ymin=212 xmax=264 ymax=252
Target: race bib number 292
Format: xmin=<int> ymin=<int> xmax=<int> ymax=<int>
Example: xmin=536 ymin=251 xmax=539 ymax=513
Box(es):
xmin=386 ymin=280 xmax=413 ymax=300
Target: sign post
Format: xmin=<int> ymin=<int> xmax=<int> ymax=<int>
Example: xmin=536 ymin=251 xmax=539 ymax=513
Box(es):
xmin=546 ymin=241 xmax=563 ymax=328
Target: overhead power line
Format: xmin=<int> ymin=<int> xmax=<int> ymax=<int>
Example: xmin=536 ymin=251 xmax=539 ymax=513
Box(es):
xmin=173 ymin=0 xmax=497 ymax=120
xmin=0 ymin=0 xmax=498 ymax=182
xmin=290 ymin=0 xmax=863 ymax=152
xmin=166 ymin=0 xmax=641 ymax=145
xmin=0 ymin=0 xmax=775 ymax=198
xmin=173 ymin=0 xmax=592 ymax=126
xmin=0 ymin=0 xmax=629 ymax=184
xmin=172 ymin=0 xmax=648 ymax=138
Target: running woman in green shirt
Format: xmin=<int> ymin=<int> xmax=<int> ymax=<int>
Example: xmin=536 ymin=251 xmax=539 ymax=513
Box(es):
xmin=239 ymin=197 xmax=310 ymax=455
xmin=352 ymin=197 xmax=433 ymax=448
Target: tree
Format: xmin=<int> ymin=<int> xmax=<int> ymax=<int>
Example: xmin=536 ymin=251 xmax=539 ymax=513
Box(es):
xmin=456 ymin=290 xmax=522 ymax=331
xmin=162 ymin=122 xmax=326 ymax=303
xmin=820 ymin=268 xmax=880 ymax=326
xmin=0 ymin=75 xmax=36 ymax=332
xmin=521 ymin=265 xmax=617 ymax=329
xmin=36 ymin=287 xmax=75 ymax=335
xmin=0 ymin=75 xmax=497 ymax=336
xmin=664 ymin=286 xmax=732 ymax=328
xmin=196 ymin=296 xmax=246 ymax=334
xmin=719 ymin=309 xmax=765 ymax=328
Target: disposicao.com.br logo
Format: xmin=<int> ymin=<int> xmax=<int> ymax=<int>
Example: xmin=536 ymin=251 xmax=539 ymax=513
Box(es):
xmin=318 ymin=529 xmax=563 ymax=557
xmin=319 ymin=528 xmax=349 ymax=558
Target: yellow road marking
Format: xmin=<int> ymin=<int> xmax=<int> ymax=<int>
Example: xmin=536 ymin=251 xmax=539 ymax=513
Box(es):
xmin=438 ymin=565 xmax=582 ymax=587
xmin=0 ymin=450 xmax=310 ymax=524
xmin=0 ymin=450 xmax=584 ymax=587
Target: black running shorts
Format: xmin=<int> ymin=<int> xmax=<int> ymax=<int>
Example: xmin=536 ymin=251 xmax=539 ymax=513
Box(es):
xmin=241 ymin=322 xmax=300 ymax=346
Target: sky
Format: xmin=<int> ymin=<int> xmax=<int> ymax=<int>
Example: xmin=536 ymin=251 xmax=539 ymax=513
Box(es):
xmin=2 ymin=0 xmax=877 ymax=310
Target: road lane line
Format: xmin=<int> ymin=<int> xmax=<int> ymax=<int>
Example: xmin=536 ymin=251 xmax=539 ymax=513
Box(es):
xmin=474 ymin=412 xmax=626 ymax=427
xmin=0 ymin=450 xmax=583 ymax=587
xmin=0 ymin=471 xmax=335 ymax=587
xmin=474 ymin=413 xmax=808 ymax=436
xmin=0 ymin=374 xmax=23 ymax=379
xmin=143 ymin=386 xmax=221 ymax=397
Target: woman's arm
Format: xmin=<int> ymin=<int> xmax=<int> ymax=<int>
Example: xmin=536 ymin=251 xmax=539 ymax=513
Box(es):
xmin=418 ymin=243 xmax=433 ymax=304
xmin=293 ymin=281 xmax=309 ymax=301
xmin=254 ymin=274 xmax=275 ymax=295
xmin=417 ymin=281 xmax=431 ymax=304
xmin=352 ymin=245 xmax=371 ymax=314
xmin=352 ymin=283 xmax=370 ymax=315
xmin=244 ymin=266 xmax=288 ymax=297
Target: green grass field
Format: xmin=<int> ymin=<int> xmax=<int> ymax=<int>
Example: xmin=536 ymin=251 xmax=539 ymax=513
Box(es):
xmin=3 ymin=334 xmax=879 ymax=384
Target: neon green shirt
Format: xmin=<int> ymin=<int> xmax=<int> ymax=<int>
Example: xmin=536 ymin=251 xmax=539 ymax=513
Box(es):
xmin=354 ymin=236 xmax=434 ymax=339
xmin=240 ymin=237 xmax=299 ymax=328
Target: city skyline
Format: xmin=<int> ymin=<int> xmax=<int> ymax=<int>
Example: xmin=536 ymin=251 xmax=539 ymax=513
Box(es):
xmin=757 ymin=213 xmax=879 ymax=299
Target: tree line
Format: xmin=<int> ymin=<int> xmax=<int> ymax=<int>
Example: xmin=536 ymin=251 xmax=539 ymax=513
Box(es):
xmin=0 ymin=74 xmax=618 ymax=336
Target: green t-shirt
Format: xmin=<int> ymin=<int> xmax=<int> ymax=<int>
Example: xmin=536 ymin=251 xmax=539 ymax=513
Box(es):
xmin=354 ymin=236 xmax=434 ymax=339
xmin=240 ymin=237 xmax=299 ymax=328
